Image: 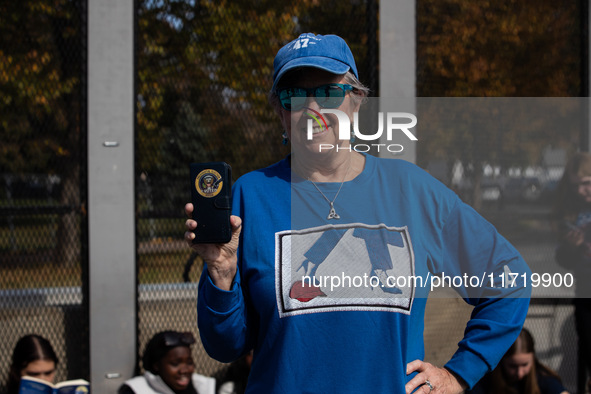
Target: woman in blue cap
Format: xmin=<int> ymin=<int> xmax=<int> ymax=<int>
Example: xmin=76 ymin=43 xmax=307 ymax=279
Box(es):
xmin=185 ymin=33 xmax=530 ymax=393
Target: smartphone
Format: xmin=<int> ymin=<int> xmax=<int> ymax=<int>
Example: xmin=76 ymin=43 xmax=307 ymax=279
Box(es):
xmin=190 ymin=162 xmax=232 ymax=244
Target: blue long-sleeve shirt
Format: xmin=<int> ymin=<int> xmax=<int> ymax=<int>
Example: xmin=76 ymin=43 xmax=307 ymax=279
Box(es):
xmin=198 ymin=154 xmax=530 ymax=393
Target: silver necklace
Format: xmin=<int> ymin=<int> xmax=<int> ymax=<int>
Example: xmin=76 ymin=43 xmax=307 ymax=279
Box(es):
xmin=308 ymin=160 xmax=351 ymax=220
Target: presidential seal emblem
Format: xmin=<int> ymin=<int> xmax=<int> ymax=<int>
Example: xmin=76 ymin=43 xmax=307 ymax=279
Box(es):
xmin=195 ymin=169 xmax=223 ymax=198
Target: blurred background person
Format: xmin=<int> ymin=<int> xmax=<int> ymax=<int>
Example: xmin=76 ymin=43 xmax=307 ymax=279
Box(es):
xmin=553 ymin=152 xmax=591 ymax=392
xmin=5 ymin=334 xmax=59 ymax=394
xmin=468 ymin=328 xmax=568 ymax=394
xmin=119 ymin=330 xmax=215 ymax=394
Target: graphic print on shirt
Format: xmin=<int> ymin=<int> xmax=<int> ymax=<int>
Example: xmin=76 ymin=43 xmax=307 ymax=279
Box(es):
xmin=275 ymin=223 xmax=416 ymax=317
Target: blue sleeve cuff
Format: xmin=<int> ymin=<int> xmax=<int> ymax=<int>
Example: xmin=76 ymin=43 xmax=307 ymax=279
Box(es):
xmin=444 ymin=349 xmax=490 ymax=390
xmin=202 ymin=272 xmax=241 ymax=314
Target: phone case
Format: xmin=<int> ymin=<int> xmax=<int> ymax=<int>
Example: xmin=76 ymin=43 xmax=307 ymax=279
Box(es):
xmin=190 ymin=162 xmax=232 ymax=244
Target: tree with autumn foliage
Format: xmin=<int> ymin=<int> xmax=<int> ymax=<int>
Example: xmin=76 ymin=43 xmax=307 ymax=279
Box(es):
xmin=417 ymin=0 xmax=582 ymax=209
xmin=135 ymin=0 xmax=374 ymax=213
xmin=0 ymin=0 xmax=83 ymax=265
xmin=0 ymin=0 xmax=375 ymax=263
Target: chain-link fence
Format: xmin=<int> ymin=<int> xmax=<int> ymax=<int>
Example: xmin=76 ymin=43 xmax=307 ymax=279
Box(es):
xmin=0 ymin=0 xmax=89 ymax=390
xmin=416 ymin=1 xmax=584 ymax=392
xmin=133 ymin=0 xmax=380 ymax=378
xmin=0 ymin=0 xmax=586 ymax=392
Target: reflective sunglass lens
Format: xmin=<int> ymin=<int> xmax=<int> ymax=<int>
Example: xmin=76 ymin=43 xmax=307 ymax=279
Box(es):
xmin=278 ymin=84 xmax=351 ymax=111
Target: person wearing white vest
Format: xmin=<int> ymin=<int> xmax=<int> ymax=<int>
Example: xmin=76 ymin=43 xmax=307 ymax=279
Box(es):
xmin=119 ymin=331 xmax=215 ymax=394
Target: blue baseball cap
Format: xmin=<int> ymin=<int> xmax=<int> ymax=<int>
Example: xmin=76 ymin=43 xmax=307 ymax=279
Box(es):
xmin=272 ymin=33 xmax=359 ymax=92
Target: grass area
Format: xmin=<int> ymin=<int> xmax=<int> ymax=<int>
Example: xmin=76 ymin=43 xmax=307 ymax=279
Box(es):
xmin=0 ymin=221 xmax=59 ymax=252
xmin=0 ymin=202 xmax=555 ymax=289
xmin=137 ymin=217 xmax=185 ymax=241
xmin=138 ymin=250 xmax=204 ymax=284
xmin=0 ymin=249 xmax=203 ymax=290
xmin=480 ymin=204 xmax=556 ymax=243
xmin=0 ymin=198 xmax=61 ymax=207
xmin=0 ymin=209 xmax=199 ymax=288
xmin=1 ymin=215 xmax=184 ymax=252
xmin=0 ymin=263 xmax=82 ymax=289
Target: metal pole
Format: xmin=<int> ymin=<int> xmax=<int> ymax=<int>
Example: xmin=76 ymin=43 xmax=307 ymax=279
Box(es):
xmin=88 ymin=0 xmax=136 ymax=391
xmin=379 ymin=0 xmax=416 ymax=163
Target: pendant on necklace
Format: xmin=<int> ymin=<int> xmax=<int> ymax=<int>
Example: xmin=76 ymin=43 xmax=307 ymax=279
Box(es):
xmin=327 ymin=202 xmax=340 ymax=220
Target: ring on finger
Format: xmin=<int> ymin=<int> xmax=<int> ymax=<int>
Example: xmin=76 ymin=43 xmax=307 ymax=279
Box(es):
xmin=425 ymin=379 xmax=434 ymax=392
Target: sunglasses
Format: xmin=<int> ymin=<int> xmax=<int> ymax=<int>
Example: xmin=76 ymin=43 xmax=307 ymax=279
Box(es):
xmin=163 ymin=331 xmax=195 ymax=347
xmin=276 ymin=83 xmax=353 ymax=111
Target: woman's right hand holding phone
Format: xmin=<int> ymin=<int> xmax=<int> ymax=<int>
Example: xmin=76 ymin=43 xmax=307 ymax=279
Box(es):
xmin=184 ymin=203 xmax=242 ymax=290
